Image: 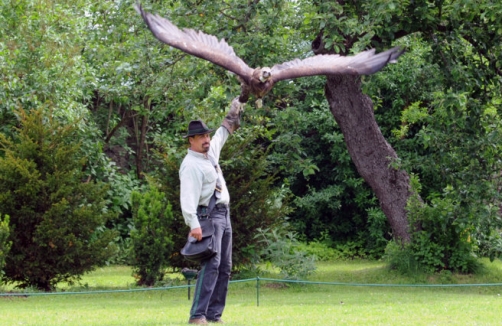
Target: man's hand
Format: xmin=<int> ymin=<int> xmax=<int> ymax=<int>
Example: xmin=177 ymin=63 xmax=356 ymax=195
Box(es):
xmin=189 ymin=227 xmax=203 ymax=241
xmin=221 ymin=97 xmax=244 ymax=134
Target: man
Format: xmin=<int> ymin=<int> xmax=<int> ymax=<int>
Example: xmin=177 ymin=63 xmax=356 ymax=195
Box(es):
xmin=179 ymin=97 xmax=243 ymax=324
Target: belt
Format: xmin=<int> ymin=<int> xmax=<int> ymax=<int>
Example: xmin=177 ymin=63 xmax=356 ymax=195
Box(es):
xmin=197 ymin=203 xmax=228 ymax=217
xmin=215 ymin=203 xmax=228 ymax=209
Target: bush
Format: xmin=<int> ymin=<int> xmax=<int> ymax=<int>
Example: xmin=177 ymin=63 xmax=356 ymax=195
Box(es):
xmin=384 ymin=240 xmax=482 ymax=277
xmin=255 ymin=226 xmax=316 ymax=280
xmin=383 ymin=241 xmax=425 ymax=276
xmin=130 ymin=183 xmax=175 ymax=286
xmin=0 ymin=214 xmax=11 ymax=276
xmin=296 ymin=241 xmax=341 ymax=262
xmin=0 ymin=108 xmax=117 ymax=291
xmin=404 ymin=181 xmax=482 ymax=274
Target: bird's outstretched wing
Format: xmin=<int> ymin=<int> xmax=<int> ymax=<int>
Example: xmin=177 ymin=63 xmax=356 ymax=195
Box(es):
xmin=271 ymin=47 xmax=404 ymax=82
xmin=136 ymin=4 xmax=254 ymax=82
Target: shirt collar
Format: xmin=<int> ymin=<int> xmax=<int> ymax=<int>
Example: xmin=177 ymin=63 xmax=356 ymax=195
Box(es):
xmin=187 ymin=148 xmax=209 ymax=160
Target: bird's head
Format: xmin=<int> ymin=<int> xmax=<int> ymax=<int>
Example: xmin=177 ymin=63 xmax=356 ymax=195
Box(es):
xmin=259 ymin=67 xmax=271 ymax=83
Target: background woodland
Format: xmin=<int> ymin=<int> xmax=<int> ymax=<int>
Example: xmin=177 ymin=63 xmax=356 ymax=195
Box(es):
xmin=0 ymin=0 xmax=501 ymax=289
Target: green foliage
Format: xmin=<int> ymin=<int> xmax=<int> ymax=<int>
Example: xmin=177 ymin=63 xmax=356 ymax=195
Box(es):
xmin=383 ymin=241 xmax=425 ymax=277
xmin=100 ymin=168 xmax=141 ymax=265
xmin=2 ymin=0 xmax=502 ymax=276
xmin=0 ymin=0 xmax=95 ymax=129
xmin=365 ymin=207 xmax=391 ymax=257
xmin=384 ymin=239 xmax=482 ymax=277
xmin=222 ymin=125 xmax=294 ymax=268
xmin=107 ymin=236 xmax=134 ymax=266
xmin=0 ymin=214 xmax=11 ymax=276
xmin=405 ymin=184 xmax=487 ymax=274
xmin=130 ymin=182 xmax=175 ymax=286
xmin=0 ymin=0 xmax=129 ymax=226
xmin=0 ymin=108 xmax=117 ymax=291
xmin=266 ymin=86 xmax=390 ymax=257
xmin=414 ymin=90 xmax=502 ymax=263
xmin=385 ymin=174 xmax=484 ymax=274
xmin=255 ymin=226 xmax=316 ymax=280
xmin=364 ymin=23 xmax=502 ymax=271
xmin=295 ymin=241 xmax=340 ymax=262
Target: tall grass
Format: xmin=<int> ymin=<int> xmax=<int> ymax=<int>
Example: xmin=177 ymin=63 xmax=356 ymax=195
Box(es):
xmin=1 ymin=259 xmax=502 ymax=325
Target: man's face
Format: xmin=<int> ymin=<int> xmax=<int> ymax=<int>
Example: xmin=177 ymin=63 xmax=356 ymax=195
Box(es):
xmin=189 ymin=133 xmax=211 ymax=153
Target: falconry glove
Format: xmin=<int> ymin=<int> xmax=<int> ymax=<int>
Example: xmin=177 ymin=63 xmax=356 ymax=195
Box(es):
xmin=221 ymin=97 xmax=243 ymax=134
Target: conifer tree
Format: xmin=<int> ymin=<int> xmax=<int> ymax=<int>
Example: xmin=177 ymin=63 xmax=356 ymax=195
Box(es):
xmin=0 ymin=108 xmax=117 ymax=291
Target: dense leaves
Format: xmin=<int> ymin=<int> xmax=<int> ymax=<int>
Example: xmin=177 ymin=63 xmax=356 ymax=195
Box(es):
xmin=0 ymin=0 xmax=501 ymax=282
xmin=0 ymin=215 xmax=11 ymax=276
xmin=358 ymin=1 xmax=502 ymax=271
xmin=130 ymin=183 xmax=174 ymax=286
xmin=0 ymin=109 xmax=117 ymax=290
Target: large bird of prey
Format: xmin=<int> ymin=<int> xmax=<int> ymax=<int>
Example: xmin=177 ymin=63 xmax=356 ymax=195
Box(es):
xmin=135 ymin=4 xmax=404 ymax=108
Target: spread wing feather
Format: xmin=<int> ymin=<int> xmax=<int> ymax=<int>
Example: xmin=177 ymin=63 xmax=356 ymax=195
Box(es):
xmin=136 ymin=4 xmax=254 ymax=82
xmin=271 ymin=47 xmax=404 ymax=82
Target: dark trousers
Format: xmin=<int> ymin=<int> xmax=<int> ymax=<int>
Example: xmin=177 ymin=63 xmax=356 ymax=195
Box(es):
xmin=190 ymin=205 xmax=232 ymax=321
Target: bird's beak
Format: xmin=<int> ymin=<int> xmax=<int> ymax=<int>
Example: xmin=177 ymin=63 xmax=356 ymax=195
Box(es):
xmin=259 ymin=69 xmax=271 ymax=82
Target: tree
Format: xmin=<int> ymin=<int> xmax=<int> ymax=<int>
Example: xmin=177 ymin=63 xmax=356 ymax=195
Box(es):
xmin=299 ymin=1 xmax=416 ymax=243
xmin=324 ymin=73 xmax=413 ymax=242
xmin=270 ymin=88 xmax=391 ymax=257
xmin=139 ymin=0 xmax=502 ymax=270
xmin=0 ymin=0 xmax=95 ymax=130
xmin=0 ymin=108 xmax=117 ymax=291
xmin=302 ymin=0 xmax=502 ymax=269
xmin=4 ymin=0 xmax=500 ymax=272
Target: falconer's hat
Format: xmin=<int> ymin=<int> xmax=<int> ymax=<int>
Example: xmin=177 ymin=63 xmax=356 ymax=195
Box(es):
xmin=183 ymin=119 xmax=215 ymax=138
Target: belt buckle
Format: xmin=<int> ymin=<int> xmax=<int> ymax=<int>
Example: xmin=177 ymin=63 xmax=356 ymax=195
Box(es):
xmin=198 ymin=206 xmax=209 ymax=219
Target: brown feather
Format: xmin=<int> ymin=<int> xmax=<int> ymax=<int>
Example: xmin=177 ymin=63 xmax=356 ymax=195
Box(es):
xmin=135 ymin=4 xmax=404 ymax=105
xmin=136 ymin=4 xmax=254 ymax=82
xmin=271 ymin=47 xmax=405 ymax=82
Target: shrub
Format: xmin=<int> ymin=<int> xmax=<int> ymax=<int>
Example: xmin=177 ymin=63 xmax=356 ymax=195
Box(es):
xmin=0 ymin=214 xmax=11 ymax=276
xmin=0 ymin=108 xmax=117 ymax=291
xmin=296 ymin=241 xmax=341 ymax=262
xmin=255 ymin=226 xmax=316 ymax=280
xmin=383 ymin=239 xmax=481 ymax=277
xmin=130 ymin=183 xmax=175 ymax=286
xmin=383 ymin=241 xmax=425 ymax=276
xmin=404 ymin=181 xmax=482 ymax=274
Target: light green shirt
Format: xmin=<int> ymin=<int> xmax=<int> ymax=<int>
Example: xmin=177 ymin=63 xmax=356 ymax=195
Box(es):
xmin=179 ymin=127 xmax=230 ymax=230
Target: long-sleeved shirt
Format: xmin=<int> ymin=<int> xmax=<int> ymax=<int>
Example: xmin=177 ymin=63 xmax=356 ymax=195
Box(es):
xmin=179 ymin=126 xmax=230 ymax=230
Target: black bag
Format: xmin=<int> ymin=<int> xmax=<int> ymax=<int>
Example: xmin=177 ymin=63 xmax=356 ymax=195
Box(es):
xmin=180 ymin=218 xmax=217 ymax=262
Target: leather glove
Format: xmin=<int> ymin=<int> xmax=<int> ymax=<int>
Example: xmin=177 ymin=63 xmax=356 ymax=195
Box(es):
xmin=221 ymin=97 xmax=244 ymax=134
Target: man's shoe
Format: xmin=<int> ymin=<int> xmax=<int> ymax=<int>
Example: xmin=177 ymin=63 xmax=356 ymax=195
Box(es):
xmin=208 ymin=318 xmax=224 ymax=324
xmin=188 ymin=317 xmax=208 ymax=324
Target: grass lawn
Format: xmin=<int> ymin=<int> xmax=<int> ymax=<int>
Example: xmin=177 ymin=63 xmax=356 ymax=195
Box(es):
xmin=1 ymin=259 xmax=502 ymax=325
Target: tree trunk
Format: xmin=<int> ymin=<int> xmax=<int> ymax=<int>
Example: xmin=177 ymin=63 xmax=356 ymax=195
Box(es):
xmin=324 ymin=74 xmax=412 ymax=243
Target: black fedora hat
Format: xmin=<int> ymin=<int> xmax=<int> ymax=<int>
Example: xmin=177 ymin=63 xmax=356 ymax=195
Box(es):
xmin=183 ymin=119 xmax=215 ymax=138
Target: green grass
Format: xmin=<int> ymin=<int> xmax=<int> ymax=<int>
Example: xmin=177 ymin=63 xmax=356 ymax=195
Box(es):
xmin=1 ymin=259 xmax=502 ymax=325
